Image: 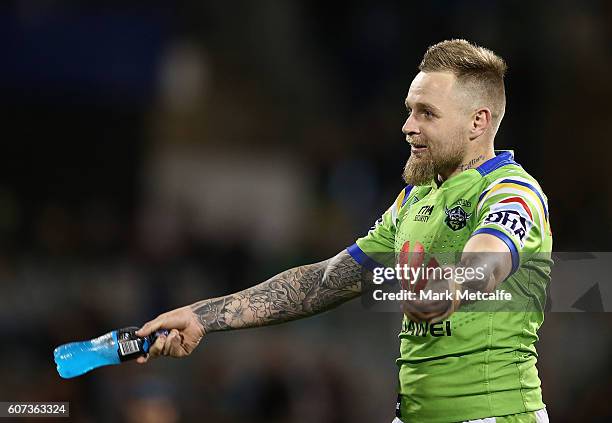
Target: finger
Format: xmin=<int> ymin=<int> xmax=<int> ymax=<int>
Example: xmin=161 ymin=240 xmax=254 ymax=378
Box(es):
xmin=148 ymin=334 xmax=167 ymax=359
xmin=402 ymin=302 xmax=429 ymax=322
xmin=411 ymin=310 xmax=434 ymax=322
xmin=403 ymin=297 xmax=446 ymax=321
xmin=429 ymin=303 xmax=454 ymax=324
xmin=162 ymin=329 xmax=179 ymax=356
xmin=170 ymin=332 xmax=183 ymax=356
xmin=402 ymin=309 xmax=423 ymax=323
xmin=410 ymin=305 xmax=443 ymax=321
xmin=413 ymin=299 xmax=447 ymax=313
xmin=137 ymin=315 xmax=167 ymax=337
xmin=138 ymin=311 xmax=190 ymax=337
xmin=136 ymin=355 xmax=148 ymax=364
xmin=430 ymin=292 xmax=461 ymax=324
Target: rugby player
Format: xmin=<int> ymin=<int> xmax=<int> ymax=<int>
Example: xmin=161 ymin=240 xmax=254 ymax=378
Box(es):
xmin=136 ymin=39 xmax=552 ymax=423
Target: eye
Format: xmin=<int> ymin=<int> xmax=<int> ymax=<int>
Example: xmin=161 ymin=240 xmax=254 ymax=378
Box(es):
xmin=423 ymin=110 xmax=434 ymax=118
xmin=406 ymin=108 xmax=412 ymax=117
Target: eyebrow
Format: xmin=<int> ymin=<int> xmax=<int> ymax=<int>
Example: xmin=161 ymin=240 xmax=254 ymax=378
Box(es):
xmin=404 ymin=100 xmax=442 ymax=114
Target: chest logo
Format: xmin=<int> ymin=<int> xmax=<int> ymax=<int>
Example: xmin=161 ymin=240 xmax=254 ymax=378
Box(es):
xmin=414 ymin=205 xmax=434 ymax=222
xmin=444 ymin=205 xmax=472 ymax=231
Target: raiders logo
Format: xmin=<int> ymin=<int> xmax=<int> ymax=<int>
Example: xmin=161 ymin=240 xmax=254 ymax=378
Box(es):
xmin=444 ymin=205 xmax=472 ymax=231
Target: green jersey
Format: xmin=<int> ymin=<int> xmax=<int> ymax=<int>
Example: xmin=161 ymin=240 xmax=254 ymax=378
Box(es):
xmin=347 ymin=151 xmax=553 ymax=423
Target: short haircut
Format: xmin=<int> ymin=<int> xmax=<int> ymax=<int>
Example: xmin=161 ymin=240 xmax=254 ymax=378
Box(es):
xmin=419 ymin=39 xmax=507 ymax=128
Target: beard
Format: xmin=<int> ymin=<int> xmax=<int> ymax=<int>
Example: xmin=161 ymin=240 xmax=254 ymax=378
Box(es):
xmin=402 ymin=135 xmax=465 ymax=186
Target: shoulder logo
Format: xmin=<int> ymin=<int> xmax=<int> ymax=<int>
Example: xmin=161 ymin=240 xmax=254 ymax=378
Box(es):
xmin=444 ymin=205 xmax=472 ymax=231
xmin=484 ymin=201 xmax=533 ymax=247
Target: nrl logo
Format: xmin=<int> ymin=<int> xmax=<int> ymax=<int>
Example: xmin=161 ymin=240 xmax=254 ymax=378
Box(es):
xmin=444 ymin=205 xmax=472 ymax=231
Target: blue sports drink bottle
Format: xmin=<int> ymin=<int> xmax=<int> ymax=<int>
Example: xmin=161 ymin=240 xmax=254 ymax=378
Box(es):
xmin=53 ymin=327 xmax=168 ymax=378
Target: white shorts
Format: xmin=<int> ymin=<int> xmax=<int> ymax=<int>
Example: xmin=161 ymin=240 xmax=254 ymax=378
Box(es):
xmin=391 ymin=407 xmax=549 ymax=423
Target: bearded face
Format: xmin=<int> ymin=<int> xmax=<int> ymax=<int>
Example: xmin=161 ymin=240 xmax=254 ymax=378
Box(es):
xmin=403 ymin=130 xmax=466 ymax=186
xmin=401 ymin=72 xmax=477 ymax=185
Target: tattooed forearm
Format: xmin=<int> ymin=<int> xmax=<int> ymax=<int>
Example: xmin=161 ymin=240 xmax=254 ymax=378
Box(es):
xmin=190 ymin=250 xmax=368 ymax=333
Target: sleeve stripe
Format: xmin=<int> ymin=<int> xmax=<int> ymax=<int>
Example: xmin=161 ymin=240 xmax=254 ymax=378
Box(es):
xmin=471 ymin=228 xmax=519 ymax=275
xmin=346 ymin=243 xmax=384 ymax=272
xmin=478 ymin=179 xmax=548 ymax=220
xmin=391 ymin=186 xmax=414 ymax=226
xmin=400 ymin=185 xmax=414 ymax=207
xmin=501 ymin=179 xmax=548 ymax=218
xmin=477 ymin=185 xmax=548 ymax=240
xmin=499 ymin=196 xmax=533 ymax=220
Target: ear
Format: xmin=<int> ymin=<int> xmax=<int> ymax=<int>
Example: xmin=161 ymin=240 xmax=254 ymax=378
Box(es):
xmin=469 ymin=108 xmax=492 ymax=140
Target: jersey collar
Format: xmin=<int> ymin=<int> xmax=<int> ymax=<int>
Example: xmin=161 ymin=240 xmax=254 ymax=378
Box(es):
xmin=475 ymin=150 xmax=517 ymax=176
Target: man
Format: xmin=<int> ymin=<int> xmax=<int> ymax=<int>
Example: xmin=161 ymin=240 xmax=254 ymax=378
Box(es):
xmin=136 ymin=40 xmax=552 ymax=423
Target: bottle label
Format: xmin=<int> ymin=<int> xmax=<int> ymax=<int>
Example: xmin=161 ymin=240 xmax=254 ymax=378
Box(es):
xmin=116 ymin=327 xmax=146 ymax=361
xmin=118 ymin=339 xmax=140 ymax=356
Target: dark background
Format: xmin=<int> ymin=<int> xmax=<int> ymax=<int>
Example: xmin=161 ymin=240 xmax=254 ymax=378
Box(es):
xmin=0 ymin=0 xmax=611 ymax=422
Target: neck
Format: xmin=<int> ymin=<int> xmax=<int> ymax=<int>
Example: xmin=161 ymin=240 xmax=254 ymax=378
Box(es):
xmin=438 ymin=146 xmax=495 ymax=182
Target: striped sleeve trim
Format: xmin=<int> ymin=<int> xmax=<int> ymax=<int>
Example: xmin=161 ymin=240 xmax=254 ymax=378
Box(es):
xmin=400 ymin=185 xmax=414 ymax=207
xmin=477 ymin=176 xmax=550 ymax=237
xmin=391 ymin=185 xmax=413 ymax=226
xmin=478 ymin=177 xmax=548 ymax=219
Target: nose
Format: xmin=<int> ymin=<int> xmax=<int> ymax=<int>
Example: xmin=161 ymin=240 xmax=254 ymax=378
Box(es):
xmin=402 ymin=114 xmax=419 ymax=138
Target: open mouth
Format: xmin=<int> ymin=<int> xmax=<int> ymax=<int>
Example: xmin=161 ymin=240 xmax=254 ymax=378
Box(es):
xmin=410 ymin=143 xmax=428 ymax=153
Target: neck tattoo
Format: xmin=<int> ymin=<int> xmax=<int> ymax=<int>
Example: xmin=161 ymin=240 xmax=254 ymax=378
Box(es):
xmin=458 ymin=154 xmax=485 ymax=172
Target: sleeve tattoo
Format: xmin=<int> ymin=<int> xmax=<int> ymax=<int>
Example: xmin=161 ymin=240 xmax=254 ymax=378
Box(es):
xmin=190 ymin=250 xmax=369 ymax=333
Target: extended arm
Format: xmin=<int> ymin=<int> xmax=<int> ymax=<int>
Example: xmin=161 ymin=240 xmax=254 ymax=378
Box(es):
xmin=192 ymin=250 xmax=366 ymax=332
xmin=136 ymin=250 xmax=369 ymax=360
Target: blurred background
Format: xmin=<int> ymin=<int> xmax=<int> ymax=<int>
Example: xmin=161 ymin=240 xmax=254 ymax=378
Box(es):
xmin=0 ymin=0 xmax=611 ymax=421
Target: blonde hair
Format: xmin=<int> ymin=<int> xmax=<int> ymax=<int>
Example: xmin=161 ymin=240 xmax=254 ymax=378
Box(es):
xmin=419 ymin=39 xmax=507 ymax=129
